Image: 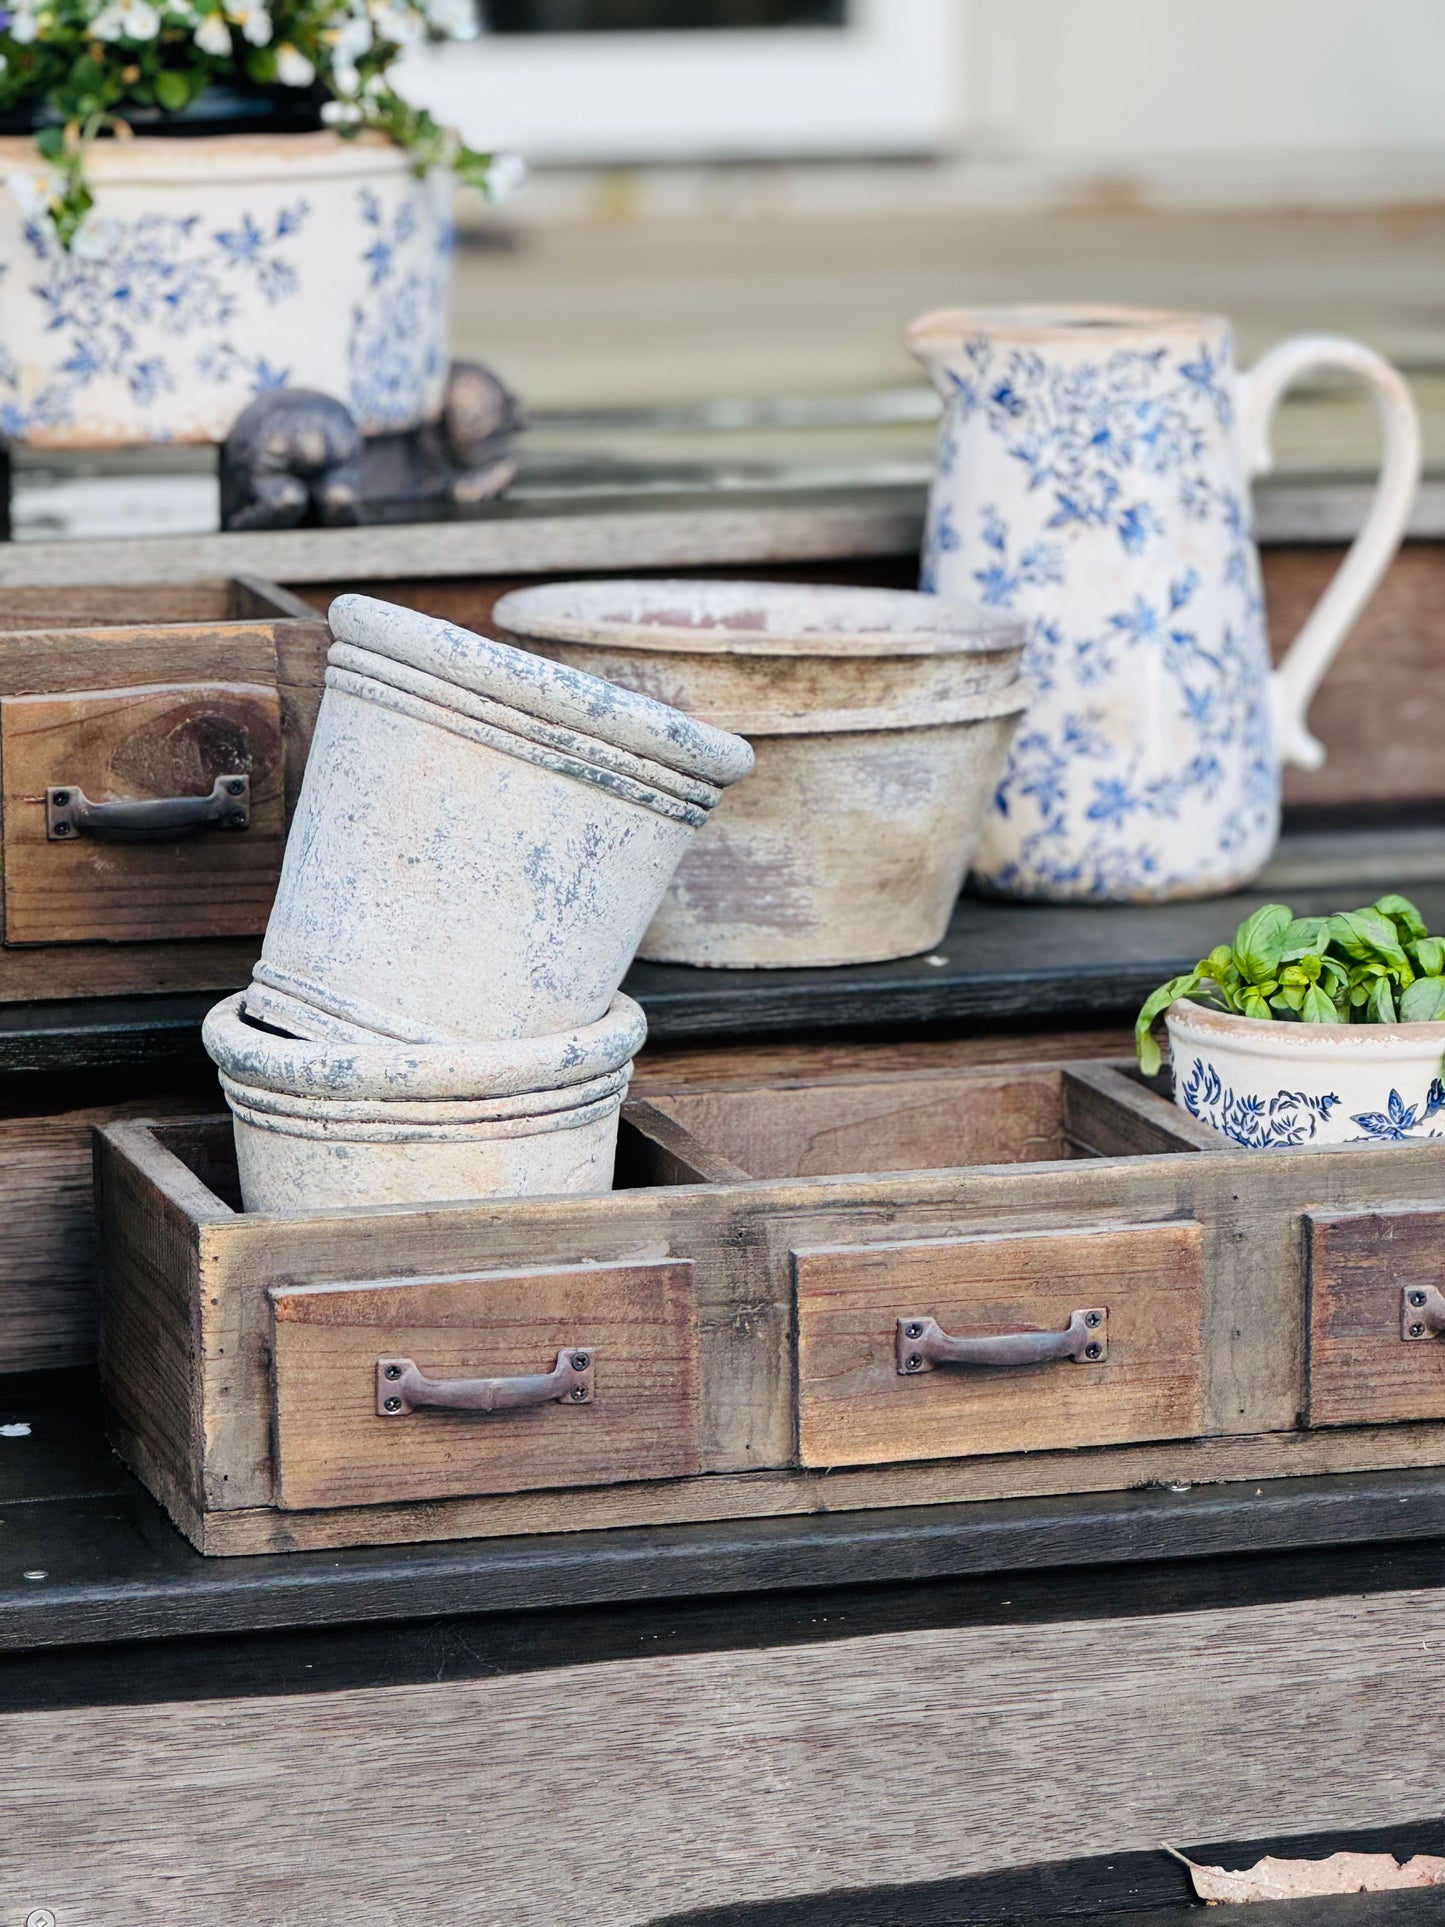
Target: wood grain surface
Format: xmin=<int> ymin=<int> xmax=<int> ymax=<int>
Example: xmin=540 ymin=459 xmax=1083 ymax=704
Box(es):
xmin=1 ymin=681 xmax=285 ymax=944
xmin=7 ymin=1584 xmax=1445 ymax=1924
xmin=0 ymin=1089 xmax=215 ymax=1373
xmin=1307 ymin=1206 xmax=1445 ymax=1427
xmin=794 ymin=1222 xmax=1205 ymax=1468
xmin=270 ymin=1260 xmax=700 ymax=1509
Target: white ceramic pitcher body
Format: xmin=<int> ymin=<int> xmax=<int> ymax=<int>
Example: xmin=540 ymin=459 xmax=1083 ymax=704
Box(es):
xmin=909 ymin=306 xmax=1420 ymax=902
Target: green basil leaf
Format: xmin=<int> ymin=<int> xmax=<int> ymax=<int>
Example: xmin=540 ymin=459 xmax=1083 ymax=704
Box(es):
xmin=155 ymin=69 xmax=190 ymax=111
xmin=1375 ymin=893 xmax=1428 ymax=941
xmin=1243 ymin=990 xmax=1273 ymax=1022
xmin=1303 ymin=982 xmax=1342 ymax=1024
xmin=1368 ymin=976 xmax=1397 ymax=1024
xmin=1135 ymin=972 xmax=1200 ymax=1076
xmin=1329 ymin=908 xmax=1408 ymax=965
xmin=1415 ymin=937 xmax=1445 ymax=976
xmin=1232 ymin=903 xmax=1293 ymax=982
xmin=1280 ymin=916 xmax=1329 ymax=960
xmin=1401 ymin=977 xmax=1445 ymax=1023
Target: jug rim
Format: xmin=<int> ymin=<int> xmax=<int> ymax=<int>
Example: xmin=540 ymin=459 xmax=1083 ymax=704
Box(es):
xmin=906 ymin=303 xmax=1230 ymax=351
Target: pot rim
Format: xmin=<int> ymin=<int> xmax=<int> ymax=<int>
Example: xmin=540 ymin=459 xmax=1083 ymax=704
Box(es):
xmin=1166 ymin=997 xmax=1445 ymax=1060
xmin=686 ymin=681 xmax=1031 ymax=739
xmin=219 ymin=1062 xmax=629 ymax=1126
xmin=328 ymin=595 xmax=754 ymax=790
xmin=0 ymin=127 xmax=412 ymax=189
xmin=906 ymin=304 xmax=1230 ymax=352
xmin=225 ymin=1080 xmax=625 ymax=1144
xmin=490 ymin=580 xmax=1026 ymax=662
xmin=205 ymin=990 xmax=647 ymax=1099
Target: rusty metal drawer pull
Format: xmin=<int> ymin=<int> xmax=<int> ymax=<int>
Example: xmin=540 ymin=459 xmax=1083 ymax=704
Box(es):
xmin=1402 ymin=1287 xmax=1445 ymax=1340
xmin=47 ymin=773 xmax=250 ymax=842
xmin=377 ymin=1349 xmax=595 ymax=1416
xmin=897 ymin=1309 xmax=1107 ymax=1374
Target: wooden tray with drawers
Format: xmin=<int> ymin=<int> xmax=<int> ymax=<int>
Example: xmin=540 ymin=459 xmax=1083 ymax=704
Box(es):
xmin=0 ymin=574 xmax=328 ymax=1002
xmin=95 ymin=1056 xmax=1445 ymax=1555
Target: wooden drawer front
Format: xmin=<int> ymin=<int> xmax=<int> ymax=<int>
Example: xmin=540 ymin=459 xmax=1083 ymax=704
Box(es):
xmin=794 ymin=1223 xmax=1205 ymax=1470
xmin=1307 ymin=1206 xmax=1445 ymax=1426
xmin=270 ymin=1260 xmax=699 ymax=1510
xmin=1 ymin=681 xmax=284 ymax=944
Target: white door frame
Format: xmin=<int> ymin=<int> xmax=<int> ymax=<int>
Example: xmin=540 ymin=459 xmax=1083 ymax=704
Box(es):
xmin=396 ymin=0 xmax=959 ymax=162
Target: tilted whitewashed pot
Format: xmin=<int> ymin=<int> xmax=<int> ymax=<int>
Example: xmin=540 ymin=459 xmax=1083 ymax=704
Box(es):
xmin=493 ymin=579 xmax=1027 ymax=968
xmin=1167 ymin=999 xmax=1445 ymax=1150
xmin=0 ymin=131 xmax=452 ymax=447
xmin=908 ymin=306 xmax=1421 ymax=904
xmin=251 ymin=595 xmax=752 ymax=1041
xmin=204 ymin=990 xmax=642 ymax=1211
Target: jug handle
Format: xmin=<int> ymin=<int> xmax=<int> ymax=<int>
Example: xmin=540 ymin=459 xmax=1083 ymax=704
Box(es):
xmin=1239 ymin=335 xmax=1420 ymax=772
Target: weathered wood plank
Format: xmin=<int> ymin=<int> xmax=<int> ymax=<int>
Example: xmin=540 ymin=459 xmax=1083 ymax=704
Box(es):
xmin=794 ymin=1222 xmax=1205 ymax=1468
xmin=270 ymin=1261 xmax=700 ymax=1509
xmin=6 ymin=1585 xmax=1445 ymax=1924
xmin=1307 ymin=1205 xmax=1445 ymax=1427
xmin=0 ymin=681 xmax=284 ymax=944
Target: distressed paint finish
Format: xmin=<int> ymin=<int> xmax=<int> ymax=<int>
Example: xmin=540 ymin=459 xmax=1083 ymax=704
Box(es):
xmin=252 ymin=597 xmax=751 ymax=1042
xmin=203 ymin=991 xmax=642 ymax=1211
xmin=493 ymin=578 xmax=1026 ymax=968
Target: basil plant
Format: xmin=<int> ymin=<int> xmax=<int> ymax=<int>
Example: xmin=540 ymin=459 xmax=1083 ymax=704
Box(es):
xmin=1135 ymin=893 xmax=1445 ymax=1077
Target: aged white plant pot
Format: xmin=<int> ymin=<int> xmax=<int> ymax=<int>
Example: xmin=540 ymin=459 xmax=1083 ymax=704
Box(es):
xmin=0 ymin=130 xmax=452 ymax=447
xmin=1167 ymin=998 xmax=1445 ymax=1149
xmin=204 ymin=989 xmax=643 ymax=1211
xmin=252 ymin=595 xmax=752 ymax=1041
xmin=494 ymin=579 xmax=1027 ymax=968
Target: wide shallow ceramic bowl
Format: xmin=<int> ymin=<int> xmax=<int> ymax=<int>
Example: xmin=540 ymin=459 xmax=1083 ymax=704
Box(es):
xmin=1166 ymin=998 xmax=1445 ymax=1149
xmin=492 ymin=579 xmax=1028 ymax=968
xmin=493 ymin=579 xmax=1026 ymax=733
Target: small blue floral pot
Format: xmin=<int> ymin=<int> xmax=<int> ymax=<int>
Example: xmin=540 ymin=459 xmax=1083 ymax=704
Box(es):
xmin=0 ymin=128 xmax=452 ymax=446
xmin=1166 ymin=999 xmax=1445 ymax=1149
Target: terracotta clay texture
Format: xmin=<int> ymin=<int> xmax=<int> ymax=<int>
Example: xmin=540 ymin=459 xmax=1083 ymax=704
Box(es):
xmin=492 ymin=579 xmax=1026 ymax=968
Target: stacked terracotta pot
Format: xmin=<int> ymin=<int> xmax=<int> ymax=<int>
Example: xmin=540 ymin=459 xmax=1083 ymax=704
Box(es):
xmin=203 ymin=594 xmax=753 ymax=1213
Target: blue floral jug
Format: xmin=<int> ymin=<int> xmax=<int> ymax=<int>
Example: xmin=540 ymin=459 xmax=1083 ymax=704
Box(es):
xmin=908 ymin=306 xmax=1420 ymax=901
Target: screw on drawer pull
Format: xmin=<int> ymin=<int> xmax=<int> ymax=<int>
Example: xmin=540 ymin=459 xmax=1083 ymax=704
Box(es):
xmin=376 ymin=1349 xmax=595 ymax=1416
xmin=46 ymin=773 xmax=250 ymax=842
xmin=1402 ymin=1287 xmax=1445 ymax=1340
xmin=896 ymin=1309 xmax=1108 ymax=1374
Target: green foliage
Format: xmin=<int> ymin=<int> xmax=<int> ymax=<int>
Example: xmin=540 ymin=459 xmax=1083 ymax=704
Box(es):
xmin=1135 ymin=893 xmax=1445 ymax=1077
xmin=0 ymin=0 xmax=509 ymax=246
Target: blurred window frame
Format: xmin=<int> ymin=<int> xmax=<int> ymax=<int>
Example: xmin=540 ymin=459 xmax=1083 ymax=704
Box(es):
xmin=397 ymin=0 xmax=956 ymax=162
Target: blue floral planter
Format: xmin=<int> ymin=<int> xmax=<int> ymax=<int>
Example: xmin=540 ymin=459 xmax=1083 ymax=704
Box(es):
xmin=1166 ymin=998 xmax=1445 ymax=1149
xmin=0 ymin=127 xmax=452 ymax=447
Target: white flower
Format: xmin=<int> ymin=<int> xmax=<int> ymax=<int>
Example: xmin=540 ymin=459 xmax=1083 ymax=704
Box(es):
xmin=422 ymin=0 xmax=475 ymax=39
xmin=274 ymin=39 xmax=313 ymax=84
xmin=90 ymin=0 xmax=161 ymax=39
xmin=226 ymin=1 xmax=270 ymax=43
xmin=485 ymin=151 xmax=526 ymax=201
xmin=71 ymin=212 xmax=124 ymax=260
xmin=5 ymin=167 xmax=57 ymax=220
xmin=6 ymin=2 xmax=39 ymax=43
xmin=320 ymin=98 xmax=362 ymax=124
xmin=192 ymin=9 xmax=229 ymax=51
xmin=368 ymin=0 xmax=422 ymax=44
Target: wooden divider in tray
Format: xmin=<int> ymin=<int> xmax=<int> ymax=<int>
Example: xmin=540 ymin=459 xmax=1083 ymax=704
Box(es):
xmin=95 ymin=1056 xmax=1445 ymax=1555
